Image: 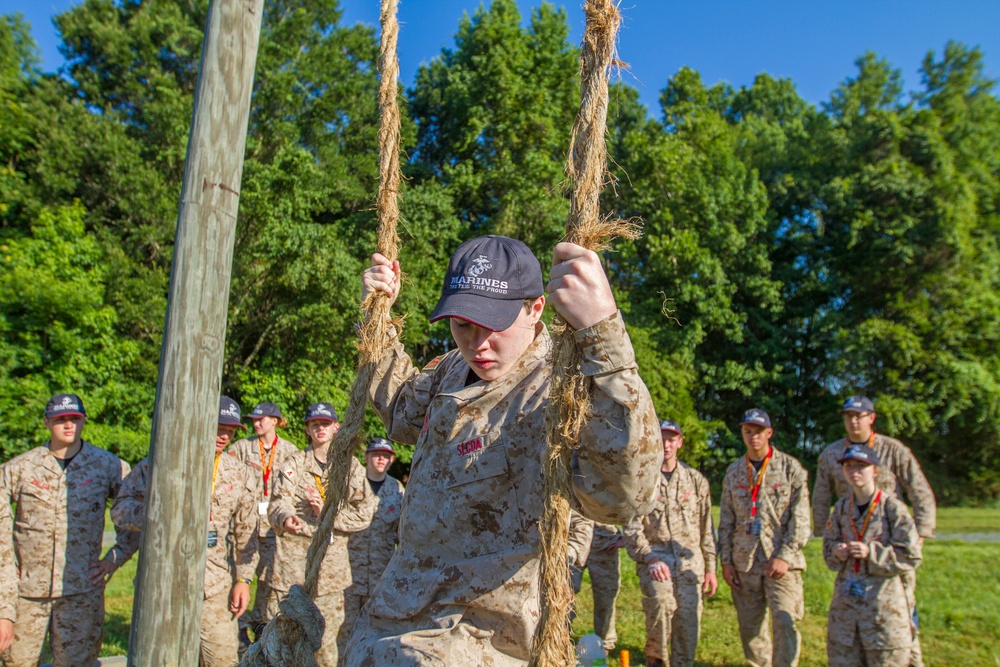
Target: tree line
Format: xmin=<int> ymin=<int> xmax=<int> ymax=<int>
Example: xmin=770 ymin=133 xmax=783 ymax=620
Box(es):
xmin=1 ymin=0 xmax=998 ymax=504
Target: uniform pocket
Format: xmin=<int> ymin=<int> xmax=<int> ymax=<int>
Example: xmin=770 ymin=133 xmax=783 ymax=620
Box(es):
xmin=442 ymin=432 xmax=522 ymax=558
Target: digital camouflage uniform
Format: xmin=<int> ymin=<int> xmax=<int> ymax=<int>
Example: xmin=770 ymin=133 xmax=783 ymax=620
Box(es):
xmin=571 ymin=523 xmax=622 ymax=652
xmin=0 ymin=442 xmax=132 ymax=667
xmin=227 ymin=434 xmax=299 ymax=632
xmin=112 ymin=455 xmax=260 ymax=667
xmin=624 ymin=462 xmax=715 ymax=667
xmin=813 ymin=434 xmax=935 ymax=667
xmin=718 ymin=448 xmax=811 ymax=667
xmin=344 ymin=473 xmax=405 ymax=645
xmin=567 ymin=511 xmax=595 ymax=569
xmin=823 ymin=493 xmax=921 ymax=667
xmin=268 ymin=453 xmax=373 ymax=666
xmin=345 ymin=313 xmax=661 ymax=667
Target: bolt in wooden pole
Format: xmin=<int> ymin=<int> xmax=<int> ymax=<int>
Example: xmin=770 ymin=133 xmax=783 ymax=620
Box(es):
xmin=127 ymin=0 xmax=264 ymax=664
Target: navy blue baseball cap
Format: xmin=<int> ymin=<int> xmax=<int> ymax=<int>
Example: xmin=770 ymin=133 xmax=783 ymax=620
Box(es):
xmin=365 ymin=437 xmax=396 ymax=455
xmin=45 ymin=394 xmax=86 ymax=419
xmin=740 ymin=408 xmax=772 ymax=429
xmin=248 ymin=401 xmax=282 ymax=419
xmin=429 ymin=235 xmax=544 ymax=332
xmin=659 ymin=419 xmax=683 ymax=435
xmin=841 ymin=395 xmax=875 ymax=413
xmin=219 ymin=397 xmax=244 ymax=428
xmin=304 ymin=403 xmax=338 ymax=423
xmin=838 ymin=444 xmax=880 ymax=466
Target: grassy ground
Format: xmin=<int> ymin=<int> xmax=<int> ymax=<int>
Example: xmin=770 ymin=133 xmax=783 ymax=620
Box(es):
xmin=95 ymin=510 xmax=1000 ymax=664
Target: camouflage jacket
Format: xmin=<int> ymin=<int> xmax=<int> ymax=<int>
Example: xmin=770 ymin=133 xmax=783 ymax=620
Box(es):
xmin=362 ymin=313 xmax=661 ymax=660
xmin=814 ymin=434 xmax=936 ymax=538
xmin=347 ymin=475 xmax=405 ymax=597
xmin=718 ymin=448 xmax=811 ymax=572
xmin=268 ymin=451 xmax=373 ymax=596
xmin=0 ymin=442 xmax=132 ymax=619
xmin=624 ymin=462 xmax=716 ymax=577
xmin=226 ymin=435 xmax=299 ymax=537
xmin=823 ymin=493 xmax=921 ymax=649
xmin=567 ymin=510 xmax=595 ymax=568
xmin=111 ymin=454 xmax=260 ymax=599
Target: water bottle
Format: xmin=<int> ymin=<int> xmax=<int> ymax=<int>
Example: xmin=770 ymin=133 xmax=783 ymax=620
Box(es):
xmin=575 ymin=633 xmax=607 ymax=666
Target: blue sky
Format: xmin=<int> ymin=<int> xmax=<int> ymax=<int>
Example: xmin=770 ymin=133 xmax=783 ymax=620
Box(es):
xmin=6 ymin=0 xmax=1000 ymax=114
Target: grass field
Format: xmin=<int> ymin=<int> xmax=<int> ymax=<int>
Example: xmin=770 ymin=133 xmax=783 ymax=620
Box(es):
xmin=94 ymin=509 xmax=1000 ymax=664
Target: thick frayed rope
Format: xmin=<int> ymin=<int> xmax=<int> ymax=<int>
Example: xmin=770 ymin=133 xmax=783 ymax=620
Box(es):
xmin=239 ymin=0 xmax=402 ymax=664
xmin=529 ymin=2 xmax=638 ymax=667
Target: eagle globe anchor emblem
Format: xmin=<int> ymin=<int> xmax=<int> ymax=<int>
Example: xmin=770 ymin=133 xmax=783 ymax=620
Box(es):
xmin=467 ymin=255 xmax=492 ymax=278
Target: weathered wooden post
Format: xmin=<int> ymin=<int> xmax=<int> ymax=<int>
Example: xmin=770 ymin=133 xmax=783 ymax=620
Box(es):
xmin=128 ymin=0 xmax=264 ymax=664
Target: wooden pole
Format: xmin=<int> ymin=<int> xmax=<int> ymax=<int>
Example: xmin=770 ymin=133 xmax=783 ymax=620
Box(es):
xmin=128 ymin=0 xmax=263 ymax=664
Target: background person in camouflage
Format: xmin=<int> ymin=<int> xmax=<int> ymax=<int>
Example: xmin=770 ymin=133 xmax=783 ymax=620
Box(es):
xmin=719 ymin=409 xmax=811 ymax=667
xmin=570 ymin=522 xmax=623 ymax=653
xmin=813 ymin=395 xmax=935 ymax=667
xmin=342 ymin=437 xmax=406 ymax=644
xmin=624 ymin=419 xmax=717 ymax=667
xmin=111 ymin=397 xmax=260 ymax=667
xmin=347 ymin=235 xmax=661 ymax=666
xmin=267 ymin=403 xmax=373 ymax=667
xmin=823 ymin=444 xmax=922 ymax=667
xmin=567 ymin=510 xmax=595 ymax=575
xmin=226 ymin=401 xmax=299 ymax=646
xmin=0 ymin=393 xmax=133 ymax=667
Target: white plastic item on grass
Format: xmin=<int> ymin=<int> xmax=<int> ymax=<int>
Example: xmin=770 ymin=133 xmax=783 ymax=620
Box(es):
xmin=576 ymin=632 xmax=607 ymax=666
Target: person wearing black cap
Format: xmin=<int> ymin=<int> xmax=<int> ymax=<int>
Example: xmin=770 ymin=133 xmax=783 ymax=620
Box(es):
xmin=267 ymin=403 xmax=372 ymax=666
xmin=824 ymin=445 xmax=921 ymax=666
xmin=0 ymin=394 xmax=133 ymax=666
xmin=813 ymin=395 xmax=935 ymax=667
xmin=111 ymin=397 xmax=260 ymax=667
xmin=624 ymin=419 xmax=717 ymax=667
xmin=226 ymin=401 xmax=299 ymax=645
xmin=718 ymin=409 xmax=811 ymax=667
xmin=342 ymin=437 xmax=406 ymax=643
xmin=348 ymin=236 xmax=660 ymax=665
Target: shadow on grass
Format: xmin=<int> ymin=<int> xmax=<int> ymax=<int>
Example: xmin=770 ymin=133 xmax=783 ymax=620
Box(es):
xmin=101 ymin=612 xmax=130 ymax=656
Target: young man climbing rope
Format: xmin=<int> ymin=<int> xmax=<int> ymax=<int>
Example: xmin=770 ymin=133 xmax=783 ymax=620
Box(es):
xmin=346 ymin=234 xmax=661 ymax=666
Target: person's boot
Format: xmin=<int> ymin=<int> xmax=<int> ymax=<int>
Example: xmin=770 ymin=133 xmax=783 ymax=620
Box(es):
xmin=238 ymin=626 xmax=253 ymax=655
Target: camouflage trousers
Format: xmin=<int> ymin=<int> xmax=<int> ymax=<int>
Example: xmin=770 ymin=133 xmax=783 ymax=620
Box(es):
xmin=2 ymin=589 xmax=103 ymax=667
xmin=636 ymin=566 xmax=703 ymax=667
xmin=201 ymin=589 xmax=238 ymax=667
xmin=730 ymin=560 xmax=804 ymax=667
xmin=570 ymin=546 xmax=620 ymax=651
xmin=241 ymin=534 xmax=277 ymax=632
xmin=345 ymin=608 xmax=528 ymax=667
xmin=901 ymin=569 xmax=922 ymax=667
xmin=268 ymin=589 xmax=346 ymax=667
xmin=828 ymin=633 xmax=911 ymax=667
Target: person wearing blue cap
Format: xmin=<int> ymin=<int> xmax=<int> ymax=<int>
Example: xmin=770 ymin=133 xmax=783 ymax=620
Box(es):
xmin=342 ymin=437 xmax=406 ymax=645
xmin=624 ymin=419 xmax=717 ymax=667
xmin=0 ymin=394 xmax=133 ymax=666
xmin=813 ymin=395 xmax=936 ymax=667
xmin=227 ymin=402 xmax=299 ymax=647
xmin=824 ymin=445 xmax=922 ymax=666
xmin=718 ymin=409 xmax=811 ymax=667
xmin=266 ymin=403 xmax=372 ymax=666
xmin=111 ymin=397 xmax=260 ymax=667
xmin=348 ymin=236 xmax=661 ymax=665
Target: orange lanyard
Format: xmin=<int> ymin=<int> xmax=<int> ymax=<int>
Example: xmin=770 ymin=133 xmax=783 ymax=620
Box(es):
xmin=210 ymin=453 xmax=222 ymax=522
xmin=849 ymin=490 xmax=881 ymax=573
xmin=745 ymin=447 xmax=773 ymax=518
xmin=311 ymin=473 xmax=327 ymax=503
xmin=258 ymin=436 xmax=278 ymax=497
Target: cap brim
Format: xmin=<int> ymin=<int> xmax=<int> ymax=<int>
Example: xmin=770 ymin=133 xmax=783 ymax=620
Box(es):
xmin=46 ymin=411 xmax=85 ymax=419
xmin=660 ymin=427 xmax=682 ymax=435
xmin=429 ymin=293 xmax=523 ymax=332
xmin=839 ymin=408 xmax=872 ymax=414
xmin=837 ymin=456 xmax=875 ymax=465
xmin=304 ymin=417 xmax=337 ymax=423
xmin=367 ymin=447 xmax=396 ymax=455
